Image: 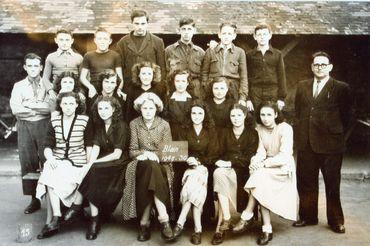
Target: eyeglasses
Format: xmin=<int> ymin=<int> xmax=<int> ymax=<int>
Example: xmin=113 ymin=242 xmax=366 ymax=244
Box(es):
xmin=313 ymin=63 xmax=330 ymax=69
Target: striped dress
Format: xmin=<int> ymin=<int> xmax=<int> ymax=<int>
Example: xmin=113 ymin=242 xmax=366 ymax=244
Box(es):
xmin=36 ymin=114 xmax=91 ymax=207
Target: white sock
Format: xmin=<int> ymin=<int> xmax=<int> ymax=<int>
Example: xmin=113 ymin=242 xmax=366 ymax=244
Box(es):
xmin=262 ymin=224 xmax=273 ymax=233
xmin=241 ymin=211 xmax=253 ymax=221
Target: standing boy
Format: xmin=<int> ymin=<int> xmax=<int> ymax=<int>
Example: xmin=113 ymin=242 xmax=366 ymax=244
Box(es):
xmin=201 ymin=22 xmax=248 ymax=104
xmin=246 ymin=24 xmax=286 ymax=111
xmin=10 ymin=53 xmax=52 ymax=214
xmin=80 ymin=28 xmax=123 ymax=98
xmin=42 ymin=29 xmax=83 ymax=93
xmin=165 ymin=17 xmax=205 ymax=98
xmin=115 ymin=10 xmax=166 ymax=95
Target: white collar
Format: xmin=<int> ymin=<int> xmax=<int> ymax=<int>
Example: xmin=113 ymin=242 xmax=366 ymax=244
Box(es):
xmin=170 ymin=91 xmax=192 ymax=101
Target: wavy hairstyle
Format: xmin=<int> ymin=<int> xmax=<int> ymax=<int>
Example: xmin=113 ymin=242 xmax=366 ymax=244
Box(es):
xmin=54 ymin=71 xmax=80 ymax=93
xmin=55 ymin=92 xmax=85 ymax=115
xmin=133 ymin=92 xmax=164 ymax=113
xmin=131 ymin=61 xmax=161 ymax=87
xmin=97 ymin=69 xmax=121 ymax=91
xmin=168 ymin=69 xmax=190 ymax=94
xmin=255 ymin=100 xmax=285 ymax=125
xmin=92 ymin=96 xmax=122 ymax=127
xmin=186 ymin=99 xmax=215 ymax=129
xmin=230 ymin=103 xmax=255 ymax=128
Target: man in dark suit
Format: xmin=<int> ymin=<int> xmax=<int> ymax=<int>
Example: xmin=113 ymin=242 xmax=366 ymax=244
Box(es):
xmin=293 ymin=51 xmax=353 ymax=234
xmin=115 ymin=9 xmax=166 ymax=96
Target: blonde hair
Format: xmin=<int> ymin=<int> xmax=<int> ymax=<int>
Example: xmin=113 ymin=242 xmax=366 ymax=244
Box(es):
xmin=133 ymin=92 xmax=164 ymax=112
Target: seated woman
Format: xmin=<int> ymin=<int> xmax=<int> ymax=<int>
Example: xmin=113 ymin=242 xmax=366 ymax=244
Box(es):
xmin=122 ymin=92 xmax=174 ymax=242
xmin=36 ymin=92 xmax=91 ymax=239
xmin=233 ymin=101 xmax=298 ymax=245
xmin=172 ymin=100 xmax=218 ymax=245
xmin=124 ymin=62 xmax=166 ymax=123
xmin=211 ymin=104 xmax=259 ymax=245
xmin=64 ymin=96 xmax=130 ymax=240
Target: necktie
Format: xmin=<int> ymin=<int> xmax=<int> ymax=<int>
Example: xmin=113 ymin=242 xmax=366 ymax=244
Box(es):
xmin=313 ymin=80 xmax=321 ymax=99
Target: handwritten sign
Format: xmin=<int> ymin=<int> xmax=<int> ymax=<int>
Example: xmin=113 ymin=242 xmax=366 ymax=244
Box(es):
xmin=160 ymin=141 xmax=188 ymax=162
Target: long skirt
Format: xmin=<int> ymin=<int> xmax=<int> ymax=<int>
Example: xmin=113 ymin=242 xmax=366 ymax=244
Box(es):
xmin=213 ymin=167 xmax=250 ymax=212
xmin=136 ymin=160 xmax=170 ymax=217
xmin=36 ymin=159 xmax=89 ymax=207
xmin=244 ymin=164 xmax=298 ymax=221
xmin=78 ymin=159 xmax=128 ymax=215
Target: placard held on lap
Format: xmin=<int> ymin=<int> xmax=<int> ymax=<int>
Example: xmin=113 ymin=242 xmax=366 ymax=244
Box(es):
xmin=159 ymin=141 xmax=188 ymax=162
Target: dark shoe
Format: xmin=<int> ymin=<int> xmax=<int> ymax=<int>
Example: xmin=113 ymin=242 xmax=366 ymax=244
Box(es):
xmin=191 ymin=232 xmax=201 ymax=245
xmin=160 ymin=221 xmax=174 ymax=241
xmin=232 ymin=218 xmax=253 ymax=233
xmin=137 ymin=224 xmax=151 ymax=242
xmin=37 ymin=216 xmax=60 ymax=239
xmin=24 ymin=199 xmax=40 ymax=214
xmin=64 ymin=205 xmax=82 ymax=223
xmin=257 ymin=232 xmax=273 ymax=245
xmin=173 ymin=223 xmax=183 ymax=239
xmin=292 ymin=219 xmax=318 ymax=227
xmin=211 ymin=232 xmax=224 ymax=245
xmin=86 ymin=216 xmax=100 ymax=240
xmin=329 ymin=224 xmax=345 ymax=233
xmin=219 ymin=219 xmax=231 ymax=231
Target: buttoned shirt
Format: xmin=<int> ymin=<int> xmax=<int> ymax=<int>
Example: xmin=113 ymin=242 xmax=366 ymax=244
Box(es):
xmin=313 ymin=76 xmax=330 ymax=97
xmin=43 ymin=48 xmax=83 ymax=90
xmin=10 ymin=77 xmax=51 ymax=121
xmin=246 ymin=46 xmax=286 ymax=100
xmin=201 ymin=43 xmax=248 ymax=100
xmin=165 ymin=40 xmax=205 ymax=79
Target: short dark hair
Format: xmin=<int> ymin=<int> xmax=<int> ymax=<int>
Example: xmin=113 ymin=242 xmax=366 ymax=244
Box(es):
xmin=179 ymin=17 xmax=195 ymax=27
xmin=94 ymin=27 xmax=111 ymax=38
xmin=169 ymin=69 xmax=190 ymax=93
xmin=254 ymin=24 xmax=272 ymax=34
xmin=255 ymin=101 xmax=285 ymax=125
xmin=209 ymin=77 xmax=231 ymax=99
xmin=131 ymin=10 xmax=149 ymax=22
xmin=55 ymin=92 xmax=85 ymax=115
xmin=312 ymin=51 xmax=331 ymax=63
xmin=92 ymin=96 xmax=122 ymax=126
xmin=187 ymin=99 xmax=215 ymax=129
xmin=55 ymin=71 xmax=80 ymax=93
xmin=55 ymin=29 xmax=73 ymax=38
xmin=219 ymin=22 xmax=237 ymax=32
xmin=231 ymin=103 xmax=255 ymax=128
xmin=131 ymin=61 xmax=161 ymax=87
xmin=23 ymin=53 xmax=42 ymax=65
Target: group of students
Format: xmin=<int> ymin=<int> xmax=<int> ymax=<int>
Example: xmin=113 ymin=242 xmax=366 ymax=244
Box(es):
xmin=10 ymin=9 xmax=352 ymax=246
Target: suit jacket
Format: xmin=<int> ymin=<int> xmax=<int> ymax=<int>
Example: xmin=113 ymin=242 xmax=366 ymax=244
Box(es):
xmin=294 ymin=77 xmax=353 ymax=154
xmin=115 ymin=32 xmax=166 ymax=83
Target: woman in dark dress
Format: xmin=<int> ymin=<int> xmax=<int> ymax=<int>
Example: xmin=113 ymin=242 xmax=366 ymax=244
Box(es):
xmin=64 ymin=96 xmax=129 ymax=240
xmin=211 ymin=104 xmax=259 ymax=245
xmin=206 ymin=77 xmax=236 ymax=131
xmin=164 ymin=69 xmax=194 ymax=140
xmin=172 ymin=99 xmax=218 ymax=245
xmin=124 ymin=61 xmax=166 ymax=123
xmin=122 ymin=92 xmax=174 ymax=242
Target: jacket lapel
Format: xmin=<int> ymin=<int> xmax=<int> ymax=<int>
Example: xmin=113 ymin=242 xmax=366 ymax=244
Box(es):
xmin=314 ymin=77 xmax=334 ymax=104
xmin=138 ymin=33 xmax=151 ymax=54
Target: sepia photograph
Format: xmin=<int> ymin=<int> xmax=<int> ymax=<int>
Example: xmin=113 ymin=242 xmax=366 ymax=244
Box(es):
xmin=0 ymin=0 xmax=369 ymax=245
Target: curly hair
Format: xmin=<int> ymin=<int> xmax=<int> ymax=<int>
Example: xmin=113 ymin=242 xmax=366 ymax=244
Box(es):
xmin=55 ymin=92 xmax=85 ymax=115
xmin=187 ymin=99 xmax=215 ymax=129
xmin=209 ymin=77 xmax=231 ymax=99
xmin=131 ymin=61 xmax=161 ymax=87
xmin=54 ymin=71 xmax=80 ymax=93
xmin=255 ymin=100 xmax=285 ymax=125
xmin=133 ymin=92 xmax=164 ymax=113
xmin=97 ymin=69 xmax=121 ymax=90
xmin=91 ymin=96 xmax=122 ymax=127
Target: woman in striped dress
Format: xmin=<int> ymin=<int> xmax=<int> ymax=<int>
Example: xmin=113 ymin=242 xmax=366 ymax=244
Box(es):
xmin=36 ymin=92 xmax=92 ymax=239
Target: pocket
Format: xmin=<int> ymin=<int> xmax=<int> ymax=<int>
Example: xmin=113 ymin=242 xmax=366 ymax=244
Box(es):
xmin=209 ymin=58 xmax=219 ymax=73
xmin=230 ymin=61 xmax=239 ymax=74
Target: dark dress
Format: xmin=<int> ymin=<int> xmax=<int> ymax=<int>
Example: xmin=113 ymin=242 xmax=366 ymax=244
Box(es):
xmin=124 ymin=83 xmax=166 ymax=123
xmin=216 ymin=126 xmax=259 ymax=212
xmin=164 ymin=96 xmax=193 ymax=140
xmin=78 ymin=120 xmax=130 ymax=215
xmin=176 ymin=126 xmax=219 ymax=219
xmin=206 ymin=98 xmax=235 ymax=131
